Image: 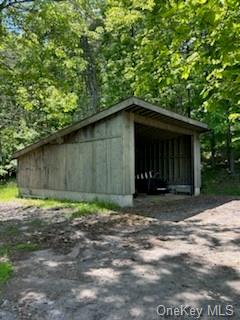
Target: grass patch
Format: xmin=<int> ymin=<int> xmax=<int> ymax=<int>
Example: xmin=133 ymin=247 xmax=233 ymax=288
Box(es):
xmin=0 ymin=262 xmax=13 ymax=285
xmin=27 ymin=198 xmax=72 ymax=209
xmin=0 ymin=181 xmax=119 ymax=224
xmin=14 ymin=243 xmax=40 ymax=252
xmin=0 ymin=242 xmax=39 ymax=286
xmin=0 ymin=182 xmax=18 ymax=201
xmin=0 ymin=245 xmax=10 ymax=257
xmin=0 ymin=243 xmax=40 ymax=257
xmin=28 ymin=197 xmax=119 ymax=211
xmin=3 ymin=225 xmax=20 ymax=237
xmin=70 ymin=200 xmax=118 ymax=219
xmin=0 ymin=182 xmax=119 ymax=216
xmin=202 ymin=167 xmax=240 ymax=196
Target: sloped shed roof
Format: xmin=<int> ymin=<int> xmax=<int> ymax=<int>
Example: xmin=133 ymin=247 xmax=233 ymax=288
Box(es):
xmin=13 ymin=97 xmax=208 ymax=159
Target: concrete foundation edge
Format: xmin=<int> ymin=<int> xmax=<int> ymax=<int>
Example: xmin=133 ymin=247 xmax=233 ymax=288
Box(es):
xmin=19 ymin=188 xmax=133 ymax=207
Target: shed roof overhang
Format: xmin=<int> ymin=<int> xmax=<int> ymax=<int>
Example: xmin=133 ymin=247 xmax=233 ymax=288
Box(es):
xmin=13 ymin=97 xmax=209 ymax=159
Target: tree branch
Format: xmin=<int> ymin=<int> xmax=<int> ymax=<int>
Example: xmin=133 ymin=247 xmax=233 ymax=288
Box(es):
xmin=0 ymin=0 xmax=65 ymax=12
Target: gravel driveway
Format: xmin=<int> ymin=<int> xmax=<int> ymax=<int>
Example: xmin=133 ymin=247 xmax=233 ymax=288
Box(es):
xmin=0 ymin=195 xmax=239 ymax=320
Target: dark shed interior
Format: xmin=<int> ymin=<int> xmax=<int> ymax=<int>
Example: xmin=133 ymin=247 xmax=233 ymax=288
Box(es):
xmin=134 ymin=123 xmax=193 ymax=194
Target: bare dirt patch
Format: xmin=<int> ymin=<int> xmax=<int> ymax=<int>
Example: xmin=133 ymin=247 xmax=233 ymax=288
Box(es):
xmin=0 ymin=195 xmax=239 ymax=320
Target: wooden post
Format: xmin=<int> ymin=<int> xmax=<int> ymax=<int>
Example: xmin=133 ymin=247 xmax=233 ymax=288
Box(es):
xmin=192 ymin=133 xmax=201 ymax=196
xmin=122 ymin=112 xmax=135 ymax=196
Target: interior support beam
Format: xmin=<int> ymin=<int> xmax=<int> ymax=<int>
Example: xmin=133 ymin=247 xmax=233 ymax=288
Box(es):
xmin=133 ymin=113 xmax=194 ymax=136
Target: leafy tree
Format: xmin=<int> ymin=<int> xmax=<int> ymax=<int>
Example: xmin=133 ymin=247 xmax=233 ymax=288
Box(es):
xmin=0 ymin=0 xmax=239 ymax=178
xmin=104 ymin=0 xmax=240 ymax=171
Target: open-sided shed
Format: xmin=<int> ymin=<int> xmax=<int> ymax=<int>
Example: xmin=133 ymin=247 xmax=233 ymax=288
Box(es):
xmin=13 ymin=97 xmax=208 ymax=207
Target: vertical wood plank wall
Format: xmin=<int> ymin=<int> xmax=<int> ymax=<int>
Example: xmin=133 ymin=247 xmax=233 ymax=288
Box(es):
xmin=17 ymin=112 xmax=131 ymax=197
xmin=17 ymin=111 xmax=201 ymax=203
xmin=135 ymin=135 xmax=192 ymax=185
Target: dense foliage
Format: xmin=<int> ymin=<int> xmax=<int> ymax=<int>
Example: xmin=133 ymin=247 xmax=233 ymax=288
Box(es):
xmin=0 ymin=0 xmax=239 ymax=178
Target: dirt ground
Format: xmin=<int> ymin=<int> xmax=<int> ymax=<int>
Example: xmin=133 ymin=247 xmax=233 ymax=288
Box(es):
xmin=0 ymin=195 xmax=239 ymax=320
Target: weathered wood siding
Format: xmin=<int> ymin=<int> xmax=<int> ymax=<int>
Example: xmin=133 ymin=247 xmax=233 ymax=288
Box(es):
xmin=18 ymin=112 xmax=134 ymax=199
xmin=17 ymin=109 xmax=202 ymax=204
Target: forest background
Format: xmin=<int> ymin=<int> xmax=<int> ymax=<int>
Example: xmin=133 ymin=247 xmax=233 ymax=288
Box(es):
xmin=0 ymin=0 xmax=239 ymax=193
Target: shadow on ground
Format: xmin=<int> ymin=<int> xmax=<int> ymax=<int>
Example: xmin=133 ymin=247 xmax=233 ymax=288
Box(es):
xmin=128 ymin=194 xmax=240 ymax=221
xmin=0 ymin=195 xmax=239 ymax=320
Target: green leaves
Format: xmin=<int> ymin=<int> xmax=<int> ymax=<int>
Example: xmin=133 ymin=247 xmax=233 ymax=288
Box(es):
xmin=103 ymin=0 xmax=240 ymax=169
xmin=0 ymin=0 xmax=239 ymax=176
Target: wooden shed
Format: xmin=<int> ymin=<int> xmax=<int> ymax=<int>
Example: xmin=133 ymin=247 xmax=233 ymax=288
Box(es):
xmin=13 ymin=97 xmax=208 ymax=207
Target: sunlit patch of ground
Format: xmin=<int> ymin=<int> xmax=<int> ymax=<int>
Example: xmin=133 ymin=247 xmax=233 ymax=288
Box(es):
xmin=0 ymin=195 xmax=239 ymax=319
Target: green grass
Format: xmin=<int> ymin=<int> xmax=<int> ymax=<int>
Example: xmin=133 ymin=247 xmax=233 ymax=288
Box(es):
xmin=25 ymin=197 xmax=118 ymax=219
xmin=202 ymin=167 xmax=240 ymax=196
xmin=70 ymin=201 xmax=118 ymax=219
xmin=0 ymin=182 xmax=18 ymax=201
xmin=3 ymin=225 xmax=20 ymax=237
xmin=0 ymin=262 xmax=13 ymax=285
xmin=0 ymin=182 xmax=119 ymax=287
xmin=0 ymin=182 xmax=119 ymax=218
xmin=0 ymin=243 xmax=40 ymax=257
xmin=13 ymin=243 xmax=40 ymax=252
xmin=0 ymin=242 xmax=40 ymax=286
xmin=0 ymin=246 xmax=10 ymax=257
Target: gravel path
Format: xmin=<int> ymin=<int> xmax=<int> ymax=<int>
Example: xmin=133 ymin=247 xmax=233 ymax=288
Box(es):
xmin=0 ymin=195 xmax=239 ymax=320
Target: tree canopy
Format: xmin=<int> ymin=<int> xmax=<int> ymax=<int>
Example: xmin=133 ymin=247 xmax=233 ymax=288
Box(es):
xmin=0 ymin=0 xmax=239 ymax=177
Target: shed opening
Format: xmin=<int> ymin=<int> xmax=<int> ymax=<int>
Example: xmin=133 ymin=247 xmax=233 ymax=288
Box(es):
xmin=134 ymin=123 xmax=193 ymax=196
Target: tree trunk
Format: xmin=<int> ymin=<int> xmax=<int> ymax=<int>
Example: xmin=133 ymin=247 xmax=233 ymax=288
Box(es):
xmin=226 ymin=122 xmax=235 ymax=174
xmin=80 ymin=35 xmax=100 ymax=113
xmin=210 ymin=131 xmax=216 ymax=168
